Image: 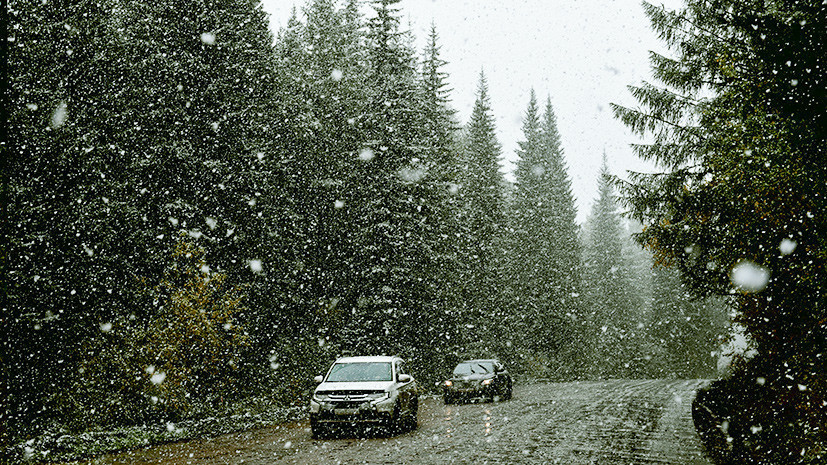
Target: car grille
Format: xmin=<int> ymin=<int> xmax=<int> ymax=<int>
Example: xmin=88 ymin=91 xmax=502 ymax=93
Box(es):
xmin=454 ymin=380 xmax=479 ymax=390
xmin=320 ymin=390 xmax=383 ymax=407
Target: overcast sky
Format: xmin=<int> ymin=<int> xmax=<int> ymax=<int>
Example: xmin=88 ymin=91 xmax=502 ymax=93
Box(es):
xmin=260 ymin=0 xmax=683 ymax=223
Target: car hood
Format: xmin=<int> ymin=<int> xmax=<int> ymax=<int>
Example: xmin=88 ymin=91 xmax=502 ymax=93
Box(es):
xmin=315 ymin=381 xmax=395 ymax=393
xmin=449 ymin=373 xmax=494 ymax=382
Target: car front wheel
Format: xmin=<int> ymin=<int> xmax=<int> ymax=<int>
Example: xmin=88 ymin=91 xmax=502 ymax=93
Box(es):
xmin=406 ymin=397 xmax=419 ymax=431
xmin=502 ymin=381 xmax=513 ymax=400
xmin=310 ymin=415 xmax=326 ymax=439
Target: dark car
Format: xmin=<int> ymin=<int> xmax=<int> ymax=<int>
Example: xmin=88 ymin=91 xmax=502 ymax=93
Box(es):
xmin=442 ymin=359 xmax=512 ymax=404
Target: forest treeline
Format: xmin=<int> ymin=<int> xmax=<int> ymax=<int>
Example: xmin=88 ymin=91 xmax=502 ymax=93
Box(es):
xmin=3 ymin=1 xmax=816 ymax=463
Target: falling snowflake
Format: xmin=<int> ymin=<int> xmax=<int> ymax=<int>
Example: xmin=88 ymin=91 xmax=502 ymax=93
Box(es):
xmin=398 ymin=166 xmax=426 ymax=183
xmin=531 ymin=165 xmax=546 ymax=177
xmin=200 ymin=32 xmax=216 ymax=45
xmin=51 ymin=101 xmax=68 ymax=128
xmin=151 ymin=372 xmax=166 ymax=385
xmin=731 ymin=260 xmax=770 ymax=292
xmin=779 ymin=238 xmax=797 ymax=255
xmin=358 ymin=148 xmax=375 ymax=161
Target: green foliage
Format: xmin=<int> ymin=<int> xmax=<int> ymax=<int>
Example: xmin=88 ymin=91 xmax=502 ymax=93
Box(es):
xmin=614 ymin=0 xmax=826 ymax=462
xmin=141 ymin=239 xmax=249 ymax=416
xmin=70 ymin=239 xmax=248 ymax=427
xmin=505 ymin=92 xmax=584 ymax=378
xmin=582 ymin=158 xmax=648 ymax=378
xmin=648 ymin=264 xmax=727 ymax=379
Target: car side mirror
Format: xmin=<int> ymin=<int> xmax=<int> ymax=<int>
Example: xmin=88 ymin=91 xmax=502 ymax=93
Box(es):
xmin=398 ymin=374 xmax=412 ymax=383
xmin=314 ymin=375 xmax=324 ymax=383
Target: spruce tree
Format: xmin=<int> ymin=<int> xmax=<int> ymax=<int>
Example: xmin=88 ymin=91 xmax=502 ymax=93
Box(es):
xmin=507 ymin=93 xmax=584 ymax=377
xmin=271 ymin=0 xmax=370 ymax=373
xmin=456 ymin=70 xmax=509 ymax=357
xmin=112 ymin=0 xmax=294 ymax=398
xmin=539 ymin=97 xmax=581 ymax=299
xmin=613 ymin=1 xmax=826 ymax=461
xmin=330 ymin=0 xmax=453 ymax=384
xmin=5 ymin=0 xmax=138 ymax=438
xmin=415 ymin=24 xmax=465 ymax=377
xmin=508 ymin=90 xmax=552 ymax=370
xmin=538 ymin=98 xmax=585 ymax=378
xmin=4 ymin=0 xmax=292 ymax=436
xmin=581 ymin=156 xmax=640 ymax=378
xmin=419 ymin=24 xmax=460 ymax=183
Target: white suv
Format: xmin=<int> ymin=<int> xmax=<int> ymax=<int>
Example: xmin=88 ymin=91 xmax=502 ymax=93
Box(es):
xmin=310 ymin=356 xmax=418 ymax=437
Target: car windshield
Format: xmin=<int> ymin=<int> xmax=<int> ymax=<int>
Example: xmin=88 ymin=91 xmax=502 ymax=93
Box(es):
xmin=454 ymin=362 xmax=494 ymax=375
xmin=326 ymin=362 xmax=393 ymax=382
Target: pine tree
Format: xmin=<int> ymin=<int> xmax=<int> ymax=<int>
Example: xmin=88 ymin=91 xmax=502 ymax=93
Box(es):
xmin=582 ymin=156 xmax=641 ymax=378
xmin=456 ymin=70 xmax=509 ymax=357
xmin=507 ymin=93 xmax=584 ymax=377
xmin=613 ymin=1 xmax=826 ymax=461
xmin=4 ymin=0 xmax=291 ymax=436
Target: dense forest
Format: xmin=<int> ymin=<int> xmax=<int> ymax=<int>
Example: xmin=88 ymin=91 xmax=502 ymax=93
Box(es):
xmin=2 ymin=0 xmax=823 ymax=463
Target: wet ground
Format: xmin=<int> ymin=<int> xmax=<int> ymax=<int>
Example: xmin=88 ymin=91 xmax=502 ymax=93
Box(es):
xmin=90 ymin=379 xmax=712 ymax=464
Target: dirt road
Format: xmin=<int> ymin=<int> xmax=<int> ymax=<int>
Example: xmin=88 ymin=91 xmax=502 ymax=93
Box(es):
xmin=94 ymin=379 xmax=712 ymax=464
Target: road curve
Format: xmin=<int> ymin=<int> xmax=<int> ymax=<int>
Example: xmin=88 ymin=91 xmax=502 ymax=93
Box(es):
xmin=95 ymin=379 xmax=713 ymax=464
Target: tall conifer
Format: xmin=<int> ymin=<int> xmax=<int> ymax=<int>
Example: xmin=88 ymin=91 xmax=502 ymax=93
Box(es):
xmin=508 ymin=93 xmax=584 ymax=377
xmin=614 ymin=2 xmax=826 ymax=459
xmin=456 ymin=70 xmax=508 ymax=356
xmin=582 ymin=156 xmax=639 ymax=377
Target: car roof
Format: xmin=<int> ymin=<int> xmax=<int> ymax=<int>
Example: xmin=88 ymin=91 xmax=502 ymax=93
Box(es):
xmin=334 ymin=356 xmax=401 ymax=363
xmin=459 ymin=359 xmax=499 ymax=364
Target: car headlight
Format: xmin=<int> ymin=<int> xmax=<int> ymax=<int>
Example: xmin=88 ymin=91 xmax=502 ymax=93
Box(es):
xmin=481 ymin=379 xmax=493 ymax=386
xmin=367 ymin=392 xmax=390 ymax=401
xmin=313 ymin=392 xmax=330 ymax=402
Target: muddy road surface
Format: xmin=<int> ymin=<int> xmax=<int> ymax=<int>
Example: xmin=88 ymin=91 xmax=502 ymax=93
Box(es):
xmin=95 ymin=379 xmax=712 ymax=464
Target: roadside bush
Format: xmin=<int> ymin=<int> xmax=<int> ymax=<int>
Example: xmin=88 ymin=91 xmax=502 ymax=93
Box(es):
xmin=68 ymin=238 xmax=249 ymax=429
xmin=693 ymin=346 xmax=826 ymax=465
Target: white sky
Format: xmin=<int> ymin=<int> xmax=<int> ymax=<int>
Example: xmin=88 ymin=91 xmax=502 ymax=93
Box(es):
xmin=260 ymin=0 xmax=684 ymax=223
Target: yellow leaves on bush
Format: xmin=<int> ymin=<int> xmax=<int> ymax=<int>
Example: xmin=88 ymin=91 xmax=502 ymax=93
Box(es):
xmin=142 ymin=238 xmax=249 ymax=415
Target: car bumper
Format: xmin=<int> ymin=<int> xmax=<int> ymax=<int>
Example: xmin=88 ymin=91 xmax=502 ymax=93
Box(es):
xmin=310 ymin=398 xmax=396 ymax=423
xmin=443 ymin=384 xmax=494 ymax=398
